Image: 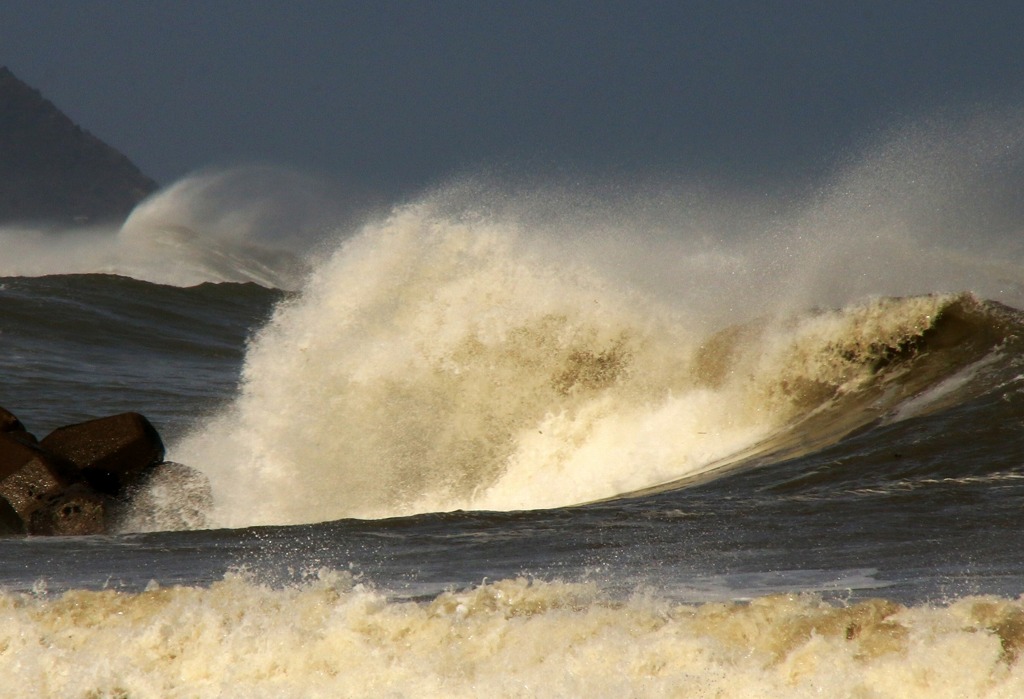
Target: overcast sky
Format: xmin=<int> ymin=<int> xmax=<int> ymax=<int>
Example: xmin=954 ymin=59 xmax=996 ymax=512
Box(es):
xmin=1 ymin=1 xmax=1023 ymax=198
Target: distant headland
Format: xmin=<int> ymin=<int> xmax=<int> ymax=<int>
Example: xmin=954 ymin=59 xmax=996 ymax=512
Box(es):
xmin=0 ymin=66 xmax=158 ymax=225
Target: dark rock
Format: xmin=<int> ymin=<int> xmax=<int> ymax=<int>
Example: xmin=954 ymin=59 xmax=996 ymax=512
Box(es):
xmin=0 ymin=496 xmax=25 ymax=535
xmin=40 ymin=412 xmax=165 ymax=496
xmin=0 ymin=406 xmax=38 ymax=445
xmin=0 ymin=410 xmax=185 ymax=536
xmin=27 ymin=484 xmax=106 ymax=536
xmin=0 ymin=433 xmax=76 ymax=520
xmin=0 ymin=66 xmax=158 ymax=225
xmin=0 ymin=407 xmax=25 ymax=433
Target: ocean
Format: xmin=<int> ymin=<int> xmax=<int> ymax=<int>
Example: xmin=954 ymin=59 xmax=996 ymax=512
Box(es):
xmin=2 ymin=122 xmax=1024 ymax=697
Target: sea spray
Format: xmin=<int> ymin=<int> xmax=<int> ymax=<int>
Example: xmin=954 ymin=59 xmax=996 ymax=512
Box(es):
xmin=174 ymin=202 xmax=712 ymax=524
xmin=171 ymin=194 xmax=998 ymax=527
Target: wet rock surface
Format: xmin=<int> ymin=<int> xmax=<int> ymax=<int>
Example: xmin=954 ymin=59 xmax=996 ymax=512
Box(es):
xmin=40 ymin=412 xmax=165 ymax=496
xmin=0 ymin=407 xmax=183 ymax=536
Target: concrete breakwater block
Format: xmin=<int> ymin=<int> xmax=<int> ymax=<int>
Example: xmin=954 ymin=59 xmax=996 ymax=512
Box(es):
xmin=0 ymin=408 xmax=175 ymax=536
xmin=0 ymin=433 xmax=76 ymax=522
xmin=41 ymin=412 xmax=165 ymax=495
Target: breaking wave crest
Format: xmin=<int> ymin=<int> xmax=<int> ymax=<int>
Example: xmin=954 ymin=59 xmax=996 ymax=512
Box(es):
xmin=170 ymin=198 xmax=1023 ymax=527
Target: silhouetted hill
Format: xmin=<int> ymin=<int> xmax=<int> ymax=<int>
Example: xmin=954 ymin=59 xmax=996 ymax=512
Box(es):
xmin=0 ymin=66 xmax=158 ymax=225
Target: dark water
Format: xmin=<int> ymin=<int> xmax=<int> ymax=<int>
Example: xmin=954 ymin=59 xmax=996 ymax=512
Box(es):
xmin=0 ymin=274 xmax=282 ymax=438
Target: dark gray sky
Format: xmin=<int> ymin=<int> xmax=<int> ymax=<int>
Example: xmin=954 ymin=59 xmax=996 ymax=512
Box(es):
xmin=1 ymin=1 xmax=1023 ymax=197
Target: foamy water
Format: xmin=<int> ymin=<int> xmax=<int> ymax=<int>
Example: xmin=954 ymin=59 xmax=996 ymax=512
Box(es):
xmin=3 ymin=575 xmax=1024 ymax=698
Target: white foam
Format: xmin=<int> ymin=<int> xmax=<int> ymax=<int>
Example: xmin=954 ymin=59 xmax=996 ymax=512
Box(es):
xmin=2 ymin=575 xmax=1023 ymax=698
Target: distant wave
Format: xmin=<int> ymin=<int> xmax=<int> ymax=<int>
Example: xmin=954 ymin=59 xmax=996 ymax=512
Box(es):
xmin=0 ymin=167 xmax=355 ymax=289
